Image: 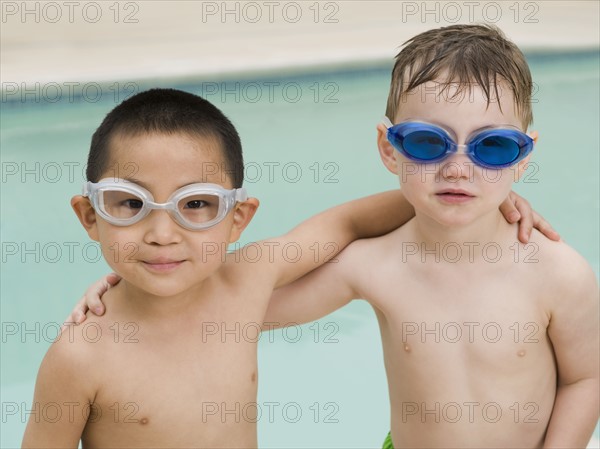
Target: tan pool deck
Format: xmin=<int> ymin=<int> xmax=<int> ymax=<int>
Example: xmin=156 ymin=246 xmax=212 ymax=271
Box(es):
xmin=1 ymin=1 xmax=599 ymax=87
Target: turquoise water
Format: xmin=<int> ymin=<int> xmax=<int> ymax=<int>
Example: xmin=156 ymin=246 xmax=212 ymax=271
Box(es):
xmin=1 ymin=52 xmax=598 ymax=446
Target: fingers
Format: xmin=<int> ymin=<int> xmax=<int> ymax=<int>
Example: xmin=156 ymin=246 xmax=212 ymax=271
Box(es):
xmin=61 ymin=273 xmax=121 ymax=333
xmin=513 ymin=194 xmax=534 ymax=243
xmin=509 ymin=192 xmax=560 ymax=243
xmin=61 ymin=297 xmax=88 ymax=331
xmin=508 ymin=192 xmax=561 ymax=243
xmin=86 ymin=273 xmax=121 ymax=316
xmin=105 ymin=272 xmax=122 ymax=288
xmin=499 ymin=192 xmax=521 ymax=223
xmin=532 ymin=211 xmax=561 ymax=242
xmin=73 ymin=297 xmax=89 ymax=324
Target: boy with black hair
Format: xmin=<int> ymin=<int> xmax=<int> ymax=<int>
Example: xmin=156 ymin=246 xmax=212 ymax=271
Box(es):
xmin=23 ymin=88 xmax=419 ymax=447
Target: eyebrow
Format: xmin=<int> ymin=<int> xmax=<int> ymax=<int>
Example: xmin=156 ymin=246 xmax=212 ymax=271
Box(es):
xmin=122 ymin=177 xmax=149 ymax=189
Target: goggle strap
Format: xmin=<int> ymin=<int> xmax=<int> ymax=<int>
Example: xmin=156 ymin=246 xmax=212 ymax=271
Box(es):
xmin=235 ymin=188 xmax=248 ymax=202
xmin=82 ymin=182 xmax=91 ymax=197
xmin=382 ymin=116 xmax=394 ymax=129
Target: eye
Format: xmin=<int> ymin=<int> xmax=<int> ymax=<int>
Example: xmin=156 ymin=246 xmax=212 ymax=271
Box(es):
xmin=480 ymin=136 xmax=504 ymax=147
xmin=413 ymin=135 xmax=444 ymax=146
xmin=184 ymin=200 xmax=207 ymax=209
xmin=407 ymin=132 xmax=446 ymax=148
xmin=123 ymin=199 xmax=143 ymax=209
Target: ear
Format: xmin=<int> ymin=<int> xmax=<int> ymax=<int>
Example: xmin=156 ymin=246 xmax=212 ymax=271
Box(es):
xmin=228 ymin=197 xmax=259 ymax=243
xmin=377 ymin=123 xmax=400 ymax=175
xmin=71 ymin=195 xmax=100 ymax=241
xmin=528 ymin=130 xmax=539 ymax=145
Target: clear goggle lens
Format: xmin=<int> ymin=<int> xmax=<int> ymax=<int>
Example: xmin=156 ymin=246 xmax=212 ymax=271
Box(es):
xmin=99 ymin=189 xmax=221 ymax=224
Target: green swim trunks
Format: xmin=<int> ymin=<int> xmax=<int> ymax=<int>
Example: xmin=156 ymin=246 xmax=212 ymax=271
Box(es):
xmin=382 ymin=432 xmax=394 ymax=449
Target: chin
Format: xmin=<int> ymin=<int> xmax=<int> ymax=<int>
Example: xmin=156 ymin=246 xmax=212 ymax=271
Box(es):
xmin=437 ymin=217 xmax=474 ymax=228
xmin=116 ymin=271 xmax=200 ymax=299
xmin=425 ymin=209 xmax=482 ymax=228
xmin=140 ymin=282 xmax=196 ymax=299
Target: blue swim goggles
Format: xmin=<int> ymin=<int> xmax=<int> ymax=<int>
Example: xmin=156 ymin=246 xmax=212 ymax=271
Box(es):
xmin=383 ymin=117 xmax=534 ymax=169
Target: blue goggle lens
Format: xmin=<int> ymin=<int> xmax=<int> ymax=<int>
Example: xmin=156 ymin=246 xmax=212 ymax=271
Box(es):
xmin=403 ymin=131 xmax=447 ymax=161
xmin=474 ymin=135 xmax=521 ymax=166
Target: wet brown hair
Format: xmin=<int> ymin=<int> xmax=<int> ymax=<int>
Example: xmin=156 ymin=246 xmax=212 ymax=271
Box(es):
xmin=386 ymin=24 xmax=533 ymax=129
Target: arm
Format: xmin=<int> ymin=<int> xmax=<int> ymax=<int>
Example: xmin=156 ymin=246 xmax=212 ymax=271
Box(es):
xmin=543 ymin=252 xmax=599 ymax=448
xmin=263 ymin=244 xmax=358 ymax=328
xmin=22 ymin=331 xmax=93 ymax=448
xmin=255 ymin=190 xmax=411 ymax=289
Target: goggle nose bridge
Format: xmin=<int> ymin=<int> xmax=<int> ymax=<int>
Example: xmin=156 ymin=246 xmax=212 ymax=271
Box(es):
xmin=142 ymin=200 xmax=179 ymax=212
xmin=446 ymin=142 xmax=471 ymax=156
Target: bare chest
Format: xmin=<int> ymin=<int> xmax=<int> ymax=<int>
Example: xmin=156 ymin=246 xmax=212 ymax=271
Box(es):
xmin=81 ymin=323 xmax=259 ymax=447
xmin=370 ymin=263 xmax=554 ymax=377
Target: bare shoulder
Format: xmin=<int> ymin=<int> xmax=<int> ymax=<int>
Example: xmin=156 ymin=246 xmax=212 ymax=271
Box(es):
xmin=329 ymin=229 xmax=403 ymax=299
xmin=325 ymin=233 xmax=392 ymax=274
xmin=530 ymin=232 xmax=599 ymax=388
xmin=33 ymin=310 xmax=103 ymax=406
xmin=210 ymin=243 xmax=286 ymax=317
xmin=22 ymin=308 xmax=103 ymax=445
xmin=527 ymin=230 xmax=598 ymax=303
xmin=48 ymin=317 xmax=92 ymax=358
xmin=528 ymin=230 xmax=595 ymax=278
xmin=340 ymin=227 xmax=402 ymax=260
xmin=46 ymin=313 xmax=108 ymax=375
xmin=52 ymin=289 xmax=136 ymax=373
xmin=221 ymin=244 xmax=277 ymax=291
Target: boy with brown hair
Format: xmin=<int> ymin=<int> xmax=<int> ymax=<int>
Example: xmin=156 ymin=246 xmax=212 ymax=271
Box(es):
xmin=265 ymin=24 xmax=599 ymax=447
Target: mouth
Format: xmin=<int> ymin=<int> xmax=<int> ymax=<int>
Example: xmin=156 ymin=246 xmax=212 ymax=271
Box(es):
xmin=435 ymin=189 xmax=475 ymax=203
xmin=436 ymin=188 xmax=474 ymax=196
xmin=141 ymin=258 xmax=185 ymax=272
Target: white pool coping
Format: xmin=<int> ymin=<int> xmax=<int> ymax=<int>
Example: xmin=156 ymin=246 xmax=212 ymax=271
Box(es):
xmin=1 ymin=1 xmax=599 ymax=87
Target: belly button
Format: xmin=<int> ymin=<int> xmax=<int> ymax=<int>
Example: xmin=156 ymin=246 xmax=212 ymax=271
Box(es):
xmin=517 ymin=350 xmax=526 ymax=357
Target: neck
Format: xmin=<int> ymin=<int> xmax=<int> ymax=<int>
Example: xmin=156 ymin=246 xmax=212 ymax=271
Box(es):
xmin=409 ymin=210 xmax=512 ymax=263
xmin=108 ymin=279 xmax=208 ymax=322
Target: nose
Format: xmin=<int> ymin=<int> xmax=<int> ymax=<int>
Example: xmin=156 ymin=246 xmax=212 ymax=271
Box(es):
xmin=439 ymin=146 xmax=472 ymax=181
xmin=142 ymin=209 xmax=183 ymax=245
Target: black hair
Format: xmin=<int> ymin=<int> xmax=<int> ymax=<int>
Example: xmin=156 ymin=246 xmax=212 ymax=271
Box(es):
xmin=87 ymin=88 xmax=244 ymax=187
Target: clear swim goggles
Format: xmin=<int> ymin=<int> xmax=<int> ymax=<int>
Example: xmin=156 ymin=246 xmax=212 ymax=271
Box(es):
xmin=383 ymin=117 xmax=534 ymax=169
xmin=83 ymin=179 xmax=248 ymax=231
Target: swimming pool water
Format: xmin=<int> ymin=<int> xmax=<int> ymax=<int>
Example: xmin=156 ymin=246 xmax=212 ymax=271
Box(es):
xmin=1 ymin=51 xmax=598 ymax=446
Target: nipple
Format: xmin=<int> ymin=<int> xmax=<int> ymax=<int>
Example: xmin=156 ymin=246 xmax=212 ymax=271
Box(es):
xmin=517 ymin=350 xmax=526 ymax=357
xmin=140 ymin=417 xmax=149 ymax=425
xmin=404 ymin=344 xmax=411 ymax=353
